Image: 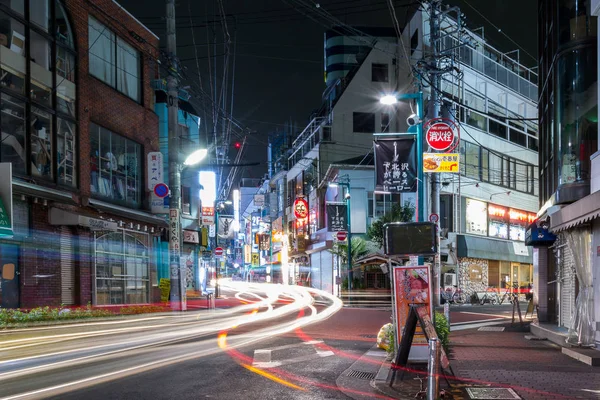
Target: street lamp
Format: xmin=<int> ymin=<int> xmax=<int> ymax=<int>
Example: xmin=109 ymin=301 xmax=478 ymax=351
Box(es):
xmin=170 ymin=147 xmax=208 ymax=312
xmin=379 ymin=91 xmax=425 ymax=223
xmin=329 ymin=180 xmax=352 ymax=291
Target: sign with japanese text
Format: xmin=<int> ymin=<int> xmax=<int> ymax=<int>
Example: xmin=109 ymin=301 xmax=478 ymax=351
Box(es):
xmin=183 ymin=230 xmax=199 ymax=244
xmin=234 ymin=247 xmax=243 ymax=263
xmin=244 ymin=245 xmax=252 ymax=263
xmin=201 ymin=206 xmax=215 ymax=225
xmin=257 ymin=233 xmax=270 ymax=251
xmin=374 ymin=138 xmax=417 ymax=193
xmin=251 ymin=253 xmax=260 ymax=267
xmin=147 ymin=152 xmax=164 ymax=190
xmin=422 ymin=153 xmax=460 ymax=173
xmin=424 ymin=119 xmax=459 ymax=152
xmin=293 ymin=198 xmax=309 ymax=219
xmin=326 ymin=202 xmax=348 ymax=232
xmin=218 ymin=216 xmax=235 ymax=239
xmin=254 ymin=194 xmax=265 ymax=207
xmin=393 ymin=265 xmax=431 ymax=352
xmin=169 ymin=209 xmax=180 ymax=252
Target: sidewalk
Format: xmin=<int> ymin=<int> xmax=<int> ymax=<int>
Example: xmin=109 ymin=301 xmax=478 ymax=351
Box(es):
xmin=343 ymin=321 xmax=600 ymax=400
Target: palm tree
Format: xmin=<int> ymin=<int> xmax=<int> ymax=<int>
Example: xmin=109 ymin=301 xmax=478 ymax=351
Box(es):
xmin=367 ymin=201 xmax=415 ymax=249
xmin=329 ymin=237 xmax=377 ymax=289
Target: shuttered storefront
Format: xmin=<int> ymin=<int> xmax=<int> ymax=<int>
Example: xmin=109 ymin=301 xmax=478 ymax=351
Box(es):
xmin=60 ymin=226 xmax=75 ymax=305
xmin=557 ymin=234 xmax=576 ymax=328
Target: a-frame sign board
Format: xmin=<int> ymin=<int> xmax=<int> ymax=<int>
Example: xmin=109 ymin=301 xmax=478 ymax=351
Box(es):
xmin=389 ymin=304 xmax=453 ymax=386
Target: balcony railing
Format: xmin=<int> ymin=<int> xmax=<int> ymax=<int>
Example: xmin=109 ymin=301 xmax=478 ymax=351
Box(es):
xmin=287 ymin=117 xmax=331 ymax=170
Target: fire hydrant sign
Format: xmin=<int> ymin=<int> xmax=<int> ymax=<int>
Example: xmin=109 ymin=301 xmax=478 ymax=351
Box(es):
xmin=424 ymin=118 xmax=459 ymax=152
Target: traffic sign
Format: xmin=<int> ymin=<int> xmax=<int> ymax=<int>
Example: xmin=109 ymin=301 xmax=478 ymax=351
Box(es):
xmin=153 ymin=183 xmax=169 ymax=198
xmin=214 ymin=247 xmax=224 ymax=257
xmin=429 ymin=213 xmax=439 ymax=224
xmin=426 ymin=122 xmax=454 ymax=151
xmin=336 ymin=231 xmax=348 ymax=241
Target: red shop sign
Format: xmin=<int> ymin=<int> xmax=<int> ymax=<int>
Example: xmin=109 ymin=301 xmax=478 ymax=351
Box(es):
xmin=294 ymin=198 xmax=309 ymax=220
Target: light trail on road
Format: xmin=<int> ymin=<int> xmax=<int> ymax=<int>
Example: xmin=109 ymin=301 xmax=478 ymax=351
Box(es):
xmin=0 ymin=282 xmax=342 ymax=400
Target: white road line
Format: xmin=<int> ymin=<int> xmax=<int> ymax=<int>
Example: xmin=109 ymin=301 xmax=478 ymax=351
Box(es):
xmin=450 ymin=320 xmax=509 ymax=331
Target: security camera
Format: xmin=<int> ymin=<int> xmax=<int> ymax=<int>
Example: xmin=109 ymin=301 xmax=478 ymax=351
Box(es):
xmin=407 ymin=113 xmax=421 ymax=126
xmin=344 ymin=192 xmax=351 ymax=200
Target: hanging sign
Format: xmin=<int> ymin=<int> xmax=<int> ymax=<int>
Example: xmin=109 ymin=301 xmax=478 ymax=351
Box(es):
xmin=251 ymin=253 xmax=260 ymax=267
xmin=374 ymin=137 xmax=417 ymax=193
xmin=326 ymin=202 xmax=348 ymax=232
xmin=293 ymin=198 xmax=309 ymax=219
xmin=147 ymin=152 xmax=164 ymax=190
xmin=201 ymin=206 xmax=215 ymax=225
xmin=424 ymin=118 xmax=459 ymax=152
xmin=422 ymin=153 xmax=460 ymax=173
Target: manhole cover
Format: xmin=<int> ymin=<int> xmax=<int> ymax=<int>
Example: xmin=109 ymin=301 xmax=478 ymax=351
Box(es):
xmin=346 ymin=370 xmax=376 ymax=380
xmin=466 ymin=388 xmax=520 ymax=399
xmin=359 ymin=334 xmax=378 ymax=338
xmin=478 ymin=327 xmax=506 ymax=332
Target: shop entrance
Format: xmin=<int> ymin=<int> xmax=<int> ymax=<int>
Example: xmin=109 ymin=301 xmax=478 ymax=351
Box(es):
xmin=0 ymin=243 xmax=20 ymax=308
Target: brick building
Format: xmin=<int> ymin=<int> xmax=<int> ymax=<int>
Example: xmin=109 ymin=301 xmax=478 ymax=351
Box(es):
xmin=0 ymin=0 xmax=165 ymax=308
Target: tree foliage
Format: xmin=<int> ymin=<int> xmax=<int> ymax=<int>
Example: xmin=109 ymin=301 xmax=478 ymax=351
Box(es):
xmin=329 ymin=236 xmax=377 ymax=267
xmin=367 ymin=201 xmax=416 ymax=249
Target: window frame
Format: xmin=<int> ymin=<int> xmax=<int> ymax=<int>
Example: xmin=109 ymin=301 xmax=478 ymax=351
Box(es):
xmin=352 ymin=112 xmax=375 ymax=133
xmin=371 ymin=63 xmax=388 ymax=82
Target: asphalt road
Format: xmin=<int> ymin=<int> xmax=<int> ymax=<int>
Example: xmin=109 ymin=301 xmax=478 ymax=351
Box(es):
xmin=0 ymin=284 xmax=524 ymax=400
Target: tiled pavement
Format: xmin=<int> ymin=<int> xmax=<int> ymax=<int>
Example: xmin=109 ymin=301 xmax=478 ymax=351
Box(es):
xmin=447 ymin=323 xmax=600 ymax=400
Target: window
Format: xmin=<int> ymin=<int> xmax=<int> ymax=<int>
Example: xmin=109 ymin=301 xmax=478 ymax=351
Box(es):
xmin=90 ymin=123 xmax=142 ymax=207
xmin=182 ymin=186 xmax=191 ymax=215
xmin=0 ymin=2 xmax=77 ymax=185
xmin=95 ymin=231 xmax=150 ymax=305
xmin=372 ymin=192 xmax=401 ymax=218
xmin=464 ymin=141 xmax=480 ymax=179
xmin=371 ymin=63 xmax=388 ymax=82
xmin=381 ymin=113 xmax=390 ymax=133
xmin=410 ymin=29 xmax=418 ymax=56
xmin=353 ymin=112 xmax=375 ymax=133
xmin=88 ymin=17 xmax=141 ymax=102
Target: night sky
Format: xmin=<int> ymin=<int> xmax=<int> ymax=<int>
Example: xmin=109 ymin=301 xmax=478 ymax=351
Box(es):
xmin=118 ymin=0 xmax=538 ymax=179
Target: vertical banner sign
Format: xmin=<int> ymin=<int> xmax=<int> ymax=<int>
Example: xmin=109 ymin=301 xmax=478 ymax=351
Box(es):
xmin=251 ymin=253 xmax=260 ymax=267
xmin=244 ymin=245 xmax=252 ymax=263
xmin=326 ymin=203 xmax=348 ymax=232
xmin=374 ymin=137 xmax=417 ymax=193
xmin=393 ymin=265 xmax=431 ymax=358
xmin=169 ymin=209 xmax=181 ymax=277
xmin=234 ymin=247 xmax=243 ymax=264
xmin=147 ymin=152 xmax=164 ymax=190
xmin=257 ymin=233 xmax=270 ymax=251
xmin=218 ymin=216 xmax=235 ymax=239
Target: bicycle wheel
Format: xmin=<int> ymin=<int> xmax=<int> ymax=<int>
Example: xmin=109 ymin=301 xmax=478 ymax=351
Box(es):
xmin=456 ymin=292 xmax=466 ymax=304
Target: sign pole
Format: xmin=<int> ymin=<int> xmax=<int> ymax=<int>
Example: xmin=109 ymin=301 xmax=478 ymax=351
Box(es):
xmin=166 ymin=0 xmax=184 ymax=311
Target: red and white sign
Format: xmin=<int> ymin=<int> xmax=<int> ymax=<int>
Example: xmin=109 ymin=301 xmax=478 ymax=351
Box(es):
xmin=201 ymin=206 xmax=215 ymax=225
xmin=336 ymin=231 xmax=348 ymax=241
xmin=214 ymin=247 xmax=224 ymax=257
xmin=425 ymin=119 xmax=459 ymax=152
xmin=294 ymin=198 xmax=309 ymax=220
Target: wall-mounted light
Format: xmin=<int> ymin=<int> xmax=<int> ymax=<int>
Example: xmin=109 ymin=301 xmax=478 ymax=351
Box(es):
xmin=43 ymin=199 xmax=48 ymax=206
xmin=34 ymin=198 xmax=38 ymax=204
xmin=129 ymin=222 xmax=134 ymax=229
xmin=20 ymin=195 xmax=26 ymax=201
xmin=144 ymin=225 xmax=148 ymax=232
xmin=136 ymin=224 xmax=141 ymax=230
xmin=151 ymin=227 xmax=155 ymax=233
xmin=118 ymin=221 xmax=124 ymax=227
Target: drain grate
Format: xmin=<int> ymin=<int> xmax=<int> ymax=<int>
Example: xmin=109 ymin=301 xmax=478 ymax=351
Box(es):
xmin=466 ymin=388 xmax=520 ymax=399
xmin=359 ymin=334 xmax=378 ymax=338
xmin=478 ymin=327 xmax=506 ymax=332
xmin=346 ymin=370 xmax=376 ymax=380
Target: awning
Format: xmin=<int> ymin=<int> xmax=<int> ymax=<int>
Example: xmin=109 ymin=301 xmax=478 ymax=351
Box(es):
xmin=89 ymin=198 xmax=168 ymax=227
xmin=456 ymin=234 xmax=533 ymax=264
xmin=49 ymin=208 xmax=118 ymax=231
xmin=550 ymin=190 xmax=600 ymax=233
xmin=306 ymin=240 xmax=333 ymax=254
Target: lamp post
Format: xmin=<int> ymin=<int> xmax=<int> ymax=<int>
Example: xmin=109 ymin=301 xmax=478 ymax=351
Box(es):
xmin=379 ymin=92 xmax=425 ymax=223
xmin=169 ymin=148 xmax=208 ymax=312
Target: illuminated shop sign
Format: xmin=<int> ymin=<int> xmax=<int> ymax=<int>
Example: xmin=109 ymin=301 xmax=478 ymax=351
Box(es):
xmin=465 ymin=198 xmax=536 ymax=242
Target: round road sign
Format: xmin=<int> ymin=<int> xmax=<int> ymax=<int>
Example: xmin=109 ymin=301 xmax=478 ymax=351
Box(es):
xmin=426 ymin=122 xmax=455 ymax=151
xmin=429 ymin=213 xmax=440 ymax=224
xmin=336 ymin=231 xmax=348 ymax=241
xmin=154 ymin=183 xmax=169 ymax=198
xmin=214 ymin=247 xmax=224 ymax=257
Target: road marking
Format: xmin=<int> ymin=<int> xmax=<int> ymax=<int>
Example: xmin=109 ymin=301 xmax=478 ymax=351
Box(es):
xmin=451 ymin=320 xmax=508 ymax=331
xmin=451 ymin=318 xmax=505 ymax=326
xmin=457 ymin=311 xmax=513 ymax=319
xmin=365 ymin=351 xmax=387 ymax=357
xmin=252 ymin=340 xmax=334 ymax=368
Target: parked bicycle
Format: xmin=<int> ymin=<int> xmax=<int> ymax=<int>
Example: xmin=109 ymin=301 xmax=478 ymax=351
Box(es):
xmin=441 ymin=285 xmax=467 ymax=304
xmin=478 ymin=287 xmax=500 ymax=305
xmin=498 ymin=286 xmax=513 ymax=305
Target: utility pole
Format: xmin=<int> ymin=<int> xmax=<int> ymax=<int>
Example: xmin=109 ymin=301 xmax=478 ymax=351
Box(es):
xmin=166 ymin=0 xmax=185 ymax=311
xmin=428 ymin=0 xmax=442 ymax=308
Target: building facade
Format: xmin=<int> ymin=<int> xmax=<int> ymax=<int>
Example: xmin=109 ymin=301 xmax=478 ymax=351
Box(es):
xmin=532 ymin=0 xmax=599 ymax=349
xmin=0 ymin=0 xmax=164 ymax=308
xmin=283 ymin=9 xmax=539 ymax=297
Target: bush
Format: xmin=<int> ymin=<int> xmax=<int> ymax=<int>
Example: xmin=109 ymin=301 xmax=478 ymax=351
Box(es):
xmin=0 ymin=306 xmax=114 ymax=326
xmin=119 ymin=305 xmax=170 ymax=315
xmin=434 ymin=311 xmax=450 ymax=353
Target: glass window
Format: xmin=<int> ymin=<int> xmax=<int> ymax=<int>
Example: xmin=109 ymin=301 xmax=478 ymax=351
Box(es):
xmin=371 ymin=63 xmax=388 ymax=82
xmin=89 ymin=16 xmax=116 ymax=87
xmin=31 ymin=106 xmax=53 ymax=179
xmin=116 ymin=37 xmax=140 ymax=101
xmin=0 ymin=12 xmax=26 ymax=95
xmin=464 ymin=141 xmax=479 ymax=179
xmin=30 ymin=30 xmax=53 ymax=107
xmin=410 ymin=29 xmax=418 ymax=56
xmin=353 ymin=112 xmax=375 ymax=133
xmin=465 ymin=198 xmax=487 ymax=236
xmin=0 ymin=93 xmax=26 ymax=175
xmin=95 ymin=231 xmax=149 ymax=305
xmin=90 ymin=123 xmax=142 ymax=207
xmin=55 ymin=2 xmax=74 ymax=48
xmin=29 ymin=0 xmax=51 ymax=32
xmin=516 ymin=162 xmax=527 ymax=193
xmin=489 ymin=118 xmax=507 ymax=139
xmin=182 ymin=186 xmax=191 ymax=215
xmin=381 ymin=113 xmax=390 ymax=133
xmin=88 ymin=17 xmax=140 ymax=102
xmin=466 ymin=111 xmax=487 ymax=131
xmin=480 ymin=148 xmax=489 ymax=182
xmin=488 ymin=204 xmax=508 ymax=239
xmin=57 ymin=118 xmax=76 ymax=186
xmin=488 ymin=152 xmax=503 ymax=186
